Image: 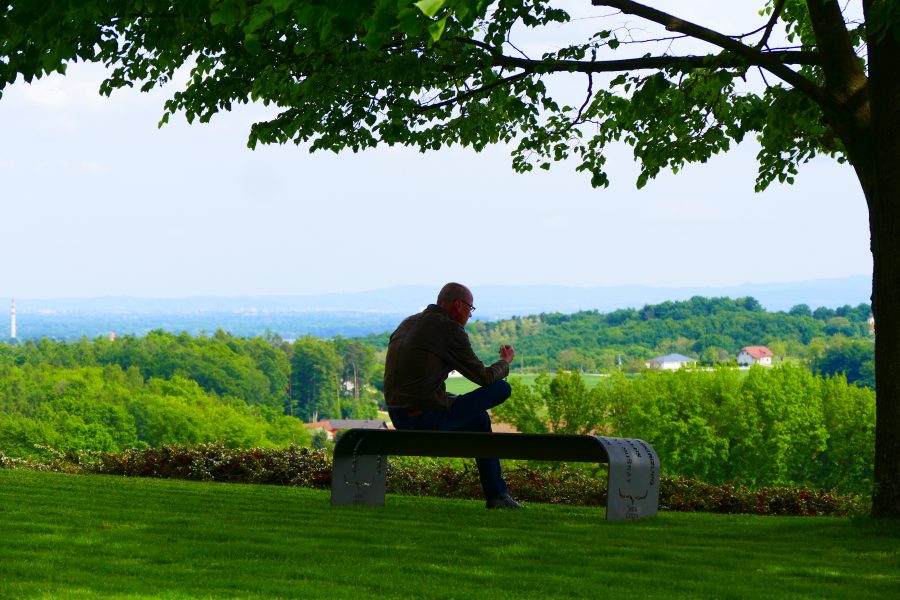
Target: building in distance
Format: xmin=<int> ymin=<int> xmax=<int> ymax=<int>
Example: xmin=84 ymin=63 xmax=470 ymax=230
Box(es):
xmin=645 ymin=354 xmax=697 ymax=371
xmin=737 ymin=346 xmax=774 ymax=367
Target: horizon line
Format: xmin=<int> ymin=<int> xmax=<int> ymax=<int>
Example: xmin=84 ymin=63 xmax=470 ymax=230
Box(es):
xmin=2 ymin=273 xmax=873 ymax=302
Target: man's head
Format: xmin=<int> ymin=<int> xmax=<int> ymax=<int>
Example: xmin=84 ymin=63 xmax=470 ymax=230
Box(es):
xmin=437 ymin=282 xmax=474 ymax=326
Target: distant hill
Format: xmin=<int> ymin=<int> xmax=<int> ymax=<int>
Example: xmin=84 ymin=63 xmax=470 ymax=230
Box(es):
xmin=6 ymin=275 xmax=872 ymax=341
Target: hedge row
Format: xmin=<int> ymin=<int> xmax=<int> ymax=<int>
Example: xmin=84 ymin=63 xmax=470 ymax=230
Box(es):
xmin=0 ymin=444 xmax=866 ymax=517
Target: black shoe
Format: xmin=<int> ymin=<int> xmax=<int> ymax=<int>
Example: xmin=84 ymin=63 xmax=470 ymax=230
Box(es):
xmin=486 ymin=494 xmax=523 ymax=509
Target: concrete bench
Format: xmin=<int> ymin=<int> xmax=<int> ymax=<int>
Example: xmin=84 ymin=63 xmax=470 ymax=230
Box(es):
xmin=331 ymin=429 xmax=660 ymax=521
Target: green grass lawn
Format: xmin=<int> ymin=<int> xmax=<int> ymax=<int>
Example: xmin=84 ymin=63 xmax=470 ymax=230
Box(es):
xmin=446 ymin=373 xmax=608 ymax=395
xmin=1 ymin=469 xmax=897 ymax=599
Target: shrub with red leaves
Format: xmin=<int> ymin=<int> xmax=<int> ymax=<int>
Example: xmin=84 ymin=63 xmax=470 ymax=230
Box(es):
xmin=1 ymin=447 xmax=865 ymax=516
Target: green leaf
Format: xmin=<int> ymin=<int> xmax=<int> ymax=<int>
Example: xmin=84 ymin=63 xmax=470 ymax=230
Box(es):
xmin=414 ymin=0 xmax=445 ymax=19
xmin=210 ymin=1 xmax=239 ymax=27
xmin=266 ymin=0 xmax=294 ymax=15
xmin=428 ymin=15 xmax=448 ymax=42
xmin=636 ymin=172 xmax=649 ymax=189
xmin=244 ymin=33 xmax=261 ymax=55
xmin=245 ymin=7 xmax=273 ymax=34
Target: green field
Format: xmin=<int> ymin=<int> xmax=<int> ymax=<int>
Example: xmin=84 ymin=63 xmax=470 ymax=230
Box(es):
xmin=446 ymin=373 xmax=609 ymax=395
xmin=446 ymin=367 xmax=781 ymax=395
xmin=1 ymin=469 xmax=897 ymax=599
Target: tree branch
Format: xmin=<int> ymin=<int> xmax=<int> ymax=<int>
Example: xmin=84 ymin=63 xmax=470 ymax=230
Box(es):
xmin=756 ymin=0 xmax=787 ymax=50
xmin=575 ymin=73 xmax=594 ymax=124
xmin=805 ymin=0 xmax=867 ymax=93
xmin=590 ymin=0 xmax=825 ymax=101
xmin=420 ymin=71 xmax=531 ymax=111
xmin=449 ymin=35 xmax=818 ymax=74
xmin=488 ymin=50 xmax=820 ymax=74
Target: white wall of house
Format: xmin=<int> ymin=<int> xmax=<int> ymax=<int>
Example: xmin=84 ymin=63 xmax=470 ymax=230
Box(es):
xmin=737 ymin=351 xmax=773 ymax=367
xmin=647 ymin=359 xmax=690 ymax=370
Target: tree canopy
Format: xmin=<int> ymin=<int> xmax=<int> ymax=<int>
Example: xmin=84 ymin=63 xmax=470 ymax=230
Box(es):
xmin=2 ymin=1 xmax=898 ymax=516
xmin=492 ymin=367 xmax=875 ymax=495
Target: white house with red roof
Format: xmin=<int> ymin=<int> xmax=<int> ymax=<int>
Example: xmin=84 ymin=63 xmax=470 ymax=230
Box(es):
xmin=737 ymin=346 xmax=774 ymax=367
xmin=645 ymin=353 xmax=697 ymax=370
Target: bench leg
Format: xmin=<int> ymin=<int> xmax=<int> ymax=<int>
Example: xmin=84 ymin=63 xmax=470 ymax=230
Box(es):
xmin=331 ymin=453 xmax=388 ymax=506
xmin=599 ymin=437 xmax=660 ymax=521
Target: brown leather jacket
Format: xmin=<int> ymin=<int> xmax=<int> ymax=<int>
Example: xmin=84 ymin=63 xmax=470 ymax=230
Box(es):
xmin=384 ymin=304 xmax=510 ymax=411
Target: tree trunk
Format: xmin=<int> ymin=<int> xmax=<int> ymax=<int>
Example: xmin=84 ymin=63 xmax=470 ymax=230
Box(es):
xmin=870 ymin=181 xmax=900 ymax=517
xmin=867 ymin=13 xmax=900 ymax=517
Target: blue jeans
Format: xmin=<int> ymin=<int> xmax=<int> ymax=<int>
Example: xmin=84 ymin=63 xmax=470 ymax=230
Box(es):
xmin=388 ymin=379 xmax=512 ymax=500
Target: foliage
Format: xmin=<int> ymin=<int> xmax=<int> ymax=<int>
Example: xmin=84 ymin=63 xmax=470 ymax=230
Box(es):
xmin=0 ymin=301 xmax=876 ymax=473
xmin=0 ymin=443 xmax=332 ymax=488
xmin=657 ymin=476 xmax=865 ymax=517
xmin=333 ymin=336 xmax=383 ymax=414
xmin=0 ymin=364 xmax=310 ymax=457
xmin=497 ymin=366 xmax=875 ymax=495
xmin=289 ymin=335 xmax=381 ymax=420
xmin=0 ymin=300 xmax=877 ymax=486
xmin=365 ymin=296 xmax=873 ymax=373
xmin=492 ymin=371 xmax=603 ymax=435
xmin=811 ymin=337 xmax=875 ymax=388
xmin=389 ymin=458 xmax=866 ymax=517
xmin=608 ymin=366 xmax=876 ymax=494
xmin=102 ymin=443 xmax=332 ymax=487
xmin=0 ymin=0 xmax=858 ymax=190
xmin=0 ymin=446 xmax=864 ymax=517
xmin=7 ymin=329 xmax=291 ymax=409
xmin=3 ymin=1 xmax=899 ymax=517
xmin=5 ymin=297 xmax=876 ymax=392
xmin=1 ymin=329 xmax=386 ymax=459
xmin=289 ymin=336 xmax=342 ymax=421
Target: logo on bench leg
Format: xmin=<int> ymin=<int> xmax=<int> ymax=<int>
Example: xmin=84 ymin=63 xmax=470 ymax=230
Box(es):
xmin=344 ymin=474 xmax=379 ymax=503
xmin=599 ymin=436 xmax=660 ymax=521
xmin=618 ymin=488 xmax=650 ymax=520
xmin=331 ymin=454 xmax=388 ymax=505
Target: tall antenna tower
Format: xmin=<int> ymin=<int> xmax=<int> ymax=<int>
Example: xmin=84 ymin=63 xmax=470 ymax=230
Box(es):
xmin=10 ymin=298 xmax=16 ymax=339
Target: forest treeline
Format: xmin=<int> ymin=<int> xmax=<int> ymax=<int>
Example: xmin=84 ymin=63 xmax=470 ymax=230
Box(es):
xmin=0 ymin=296 xmax=876 ymax=492
xmin=366 ymin=296 xmax=874 ymax=384
xmin=0 ymin=365 xmax=310 ymax=455
xmin=0 ymin=330 xmax=383 ymax=457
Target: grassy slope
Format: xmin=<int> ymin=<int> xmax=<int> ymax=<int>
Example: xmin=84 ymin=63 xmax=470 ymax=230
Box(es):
xmin=446 ymin=373 xmax=609 ymax=395
xmin=1 ymin=469 xmax=898 ymax=599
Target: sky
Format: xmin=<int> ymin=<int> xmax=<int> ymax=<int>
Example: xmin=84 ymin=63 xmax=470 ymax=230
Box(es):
xmin=0 ymin=2 xmax=872 ymax=300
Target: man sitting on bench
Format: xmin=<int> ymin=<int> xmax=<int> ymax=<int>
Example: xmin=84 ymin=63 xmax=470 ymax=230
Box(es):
xmin=383 ymin=282 xmax=522 ymax=509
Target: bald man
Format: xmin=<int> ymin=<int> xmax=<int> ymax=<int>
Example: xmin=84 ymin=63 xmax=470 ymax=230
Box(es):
xmin=384 ymin=282 xmax=521 ymax=509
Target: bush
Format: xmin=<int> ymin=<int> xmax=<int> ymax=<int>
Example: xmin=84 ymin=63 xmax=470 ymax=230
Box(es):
xmin=386 ymin=458 xmax=608 ymax=506
xmin=384 ymin=459 xmax=864 ymax=516
xmin=0 ymin=444 xmax=332 ymax=488
xmin=657 ymin=476 xmax=865 ymax=516
xmin=0 ymin=447 xmax=865 ymax=517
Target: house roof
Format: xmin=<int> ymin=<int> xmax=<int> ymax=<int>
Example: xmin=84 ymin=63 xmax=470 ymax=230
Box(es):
xmin=740 ymin=346 xmax=773 ymax=359
xmin=307 ymin=419 xmax=389 ymax=431
xmin=648 ymin=354 xmax=696 ymax=363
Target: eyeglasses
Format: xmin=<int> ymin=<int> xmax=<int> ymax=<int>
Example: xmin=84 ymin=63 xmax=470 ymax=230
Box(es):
xmin=458 ymin=298 xmax=476 ymax=315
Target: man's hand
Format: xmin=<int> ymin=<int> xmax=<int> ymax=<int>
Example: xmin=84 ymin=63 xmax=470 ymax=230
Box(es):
xmin=499 ymin=344 xmax=515 ymax=364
